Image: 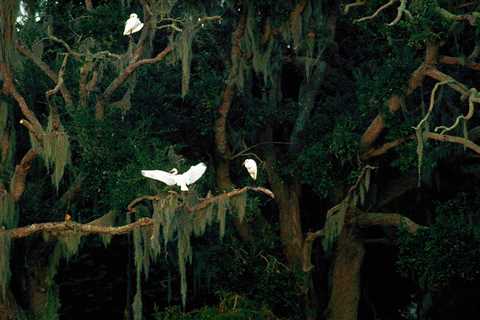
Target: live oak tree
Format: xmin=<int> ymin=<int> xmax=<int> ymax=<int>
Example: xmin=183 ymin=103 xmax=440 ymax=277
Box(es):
xmin=1 ymin=0 xmax=480 ymax=320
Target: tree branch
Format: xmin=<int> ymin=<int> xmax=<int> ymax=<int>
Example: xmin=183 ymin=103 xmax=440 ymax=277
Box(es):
xmin=46 ymin=54 xmax=69 ymax=99
xmin=127 ymin=186 xmax=275 ymax=213
xmin=302 ymin=230 xmax=323 ymax=272
xmin=424 ymin=132 xmax=480 ymax=154
xmin=94 ymin=46 xmax=173 ymax=119
xmin=359 ymin=42 xmax=438 ymax=150
xmin=439 ymin=55 xmax=480 ymax=71
xmin=360 ymin=135 xmax=413 ymax=160
xmin=352 ymin=212 xmax=425 ymax=234
xmin=0 ymin=63 xmax=45 ymax=137
xmin=9 ymin=148 xmax=39 ymax=202
xmin=4 ymin=217 xmax=154 ymax=239
xmin=16 ymin=42 xmax=73 ymax=106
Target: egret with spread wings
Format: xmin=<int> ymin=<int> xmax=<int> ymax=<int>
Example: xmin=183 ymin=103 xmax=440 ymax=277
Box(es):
xmin=141 ymin=162 xmax=207 ymax=191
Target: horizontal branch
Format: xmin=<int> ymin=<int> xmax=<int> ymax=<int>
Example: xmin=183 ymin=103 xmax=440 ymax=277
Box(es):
xmin=424 ymin=132 xmax=480 ymax=154
xmin=353 ymin=212 xmax=425 ymax=234
xmin=192 ymin=186 xmax=274 ymax=211
xmin=127 ymin=186 xmax=275 ymax=213
xmin=439 ymin=56 xmax=480 ymax=71
xmin=4 ymin=217 xmax=154 ymax=239
xmin=361 ymin=135 xmax=413 ymax=160
xmin=4 ymin=187 xmax=275 ymax=239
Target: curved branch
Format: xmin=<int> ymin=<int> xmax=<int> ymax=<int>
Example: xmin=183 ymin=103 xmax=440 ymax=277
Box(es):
xmin=354 ymin=0 xmax=397 ymax=23
xmin=302 ymin=230 xmax=323 ymax=272
xmin=435 ymin=89 xmax=479 ymax=134
xmin=127 ymin=186 xmax=275 ymax=213
xmin=0 ymin=64 xmax=45 ymax=136
xmin=16 ymin=42 xmax=73 ymax=105
xmin=10 ymin=148 xmax=39 ymax=202
xmin=94 ymin=46 xmax=173 ymax=119
xmin=46 ymin=54 xmax=69 ymax=99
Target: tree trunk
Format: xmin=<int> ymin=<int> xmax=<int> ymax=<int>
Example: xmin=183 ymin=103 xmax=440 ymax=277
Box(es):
xmin=326 ymin=228 xmax=365 ymax=320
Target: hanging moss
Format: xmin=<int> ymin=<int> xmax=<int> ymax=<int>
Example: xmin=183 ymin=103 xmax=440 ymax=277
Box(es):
xmin=94 ymin=211 xmax=116 ymax=247
xmin=129 ymin=190 xmax=251 ymax=311
xmin=46 ymin=232 xmax=82 ymax=286
xmin=175 ymin=21 xmax=198 ymax=97
xmin=132 ymin=288 xmax=143 ymax=320
xmin=133 ymin=226 xmax=143 ymax=276
xmin=42 ymin=111 xmax=71 ymax=190
xmin=176 ymin=213 xmax=193 ymax=308
xmin=0 ymin=191 xmax=16 ymax=229
xmin=0 ymin=231 xmax=11 ymax=302
xmin=37 ymin=287 xmax=60 ymax=320
xmin=132 ymin=226 xmax=144 ymax=320
xmin=216 ymin=196 xmax=227 ymax=240
xmin=230 ymin=192 xmax=247 ymax=223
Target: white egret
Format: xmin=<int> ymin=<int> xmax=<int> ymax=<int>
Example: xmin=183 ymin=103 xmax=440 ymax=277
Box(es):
xmin=123 ymin=13 xmax=144 ymax=36
xmin=141 ymin=162 xmax=207 ymax=191
xmin=243 ymin=159 xmax=257 ymax=180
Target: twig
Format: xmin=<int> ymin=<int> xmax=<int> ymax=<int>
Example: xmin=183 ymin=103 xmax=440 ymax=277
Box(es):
xmin=46 ymin=54 xmax=69 ymax=98
xmin=387 ymin=0 xmax=413 ymax=26
xmin=354 ymin=0 xmax=397 ymax=23
xmin=435 ymin=89 xmax=480 ymax=134
xmin=230 ymin=141 xmax=291 ymax=160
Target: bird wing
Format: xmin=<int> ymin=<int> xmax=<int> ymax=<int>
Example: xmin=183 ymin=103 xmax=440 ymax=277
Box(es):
xmin=141 ymin=170 xmax=177 ymax=185
xmin=183 ymin=162 xmax=207 ymax=185
xmin=123 ymin=18 xmax=134 ymax=35
xmin=131 ymin=21 xmax=144 ymax=34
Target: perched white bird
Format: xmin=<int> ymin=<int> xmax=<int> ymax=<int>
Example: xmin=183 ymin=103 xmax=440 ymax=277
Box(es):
xmin=243 ymin=159 xmax=257 ymax=180
xmin=141 ymin=162 xmax=207 ymax=191
xmin=123 ymin=13 xmax=144 ymax=36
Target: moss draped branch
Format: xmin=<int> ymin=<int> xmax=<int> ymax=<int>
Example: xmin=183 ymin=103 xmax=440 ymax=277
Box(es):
xmin=3 ymin=187 xmax=274 ymax=239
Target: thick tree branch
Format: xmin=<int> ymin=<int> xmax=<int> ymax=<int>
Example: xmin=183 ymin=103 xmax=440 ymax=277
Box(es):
xmin=10 ymin=148 xmax=39 ymax=202
xmin=302 ymin=230 xmax=323 ymax=272
xmin=352 ymin=212 xmax=425 ymax=234
xmin=360 ymin=42 xmax=438 ymax=150
xmin=4 ymin=187 xmax=274 ymax=239
xmin=439 ymin=55 xmax=480 ymax=71
xmin=424 ymin=132 xmax=480 ymax=154
xmin=4 ymin=217 xmax=154 ymax=239
xmin=0 ymin=63 xmax=44 ymax=137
